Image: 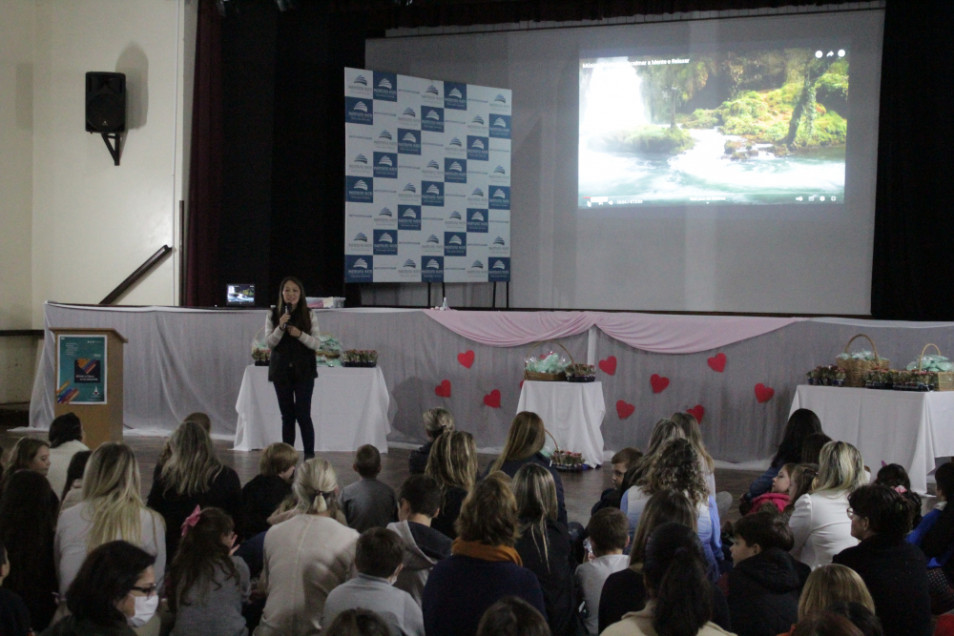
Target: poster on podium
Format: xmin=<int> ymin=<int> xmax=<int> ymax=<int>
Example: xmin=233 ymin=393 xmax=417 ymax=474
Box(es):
xmin=57 ymin=334 xmax=108 ymax=405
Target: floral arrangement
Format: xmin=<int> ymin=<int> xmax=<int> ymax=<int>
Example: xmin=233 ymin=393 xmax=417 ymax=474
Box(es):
xmin=550 ymin=450 xmax=585 ymax=471
xmin=565 ymin=363 xmax=596 ymax=382
xmin=343 ymin=349 xmax=378 ymax=367
xmin=806 ymin=364 xmax=846 ymax=386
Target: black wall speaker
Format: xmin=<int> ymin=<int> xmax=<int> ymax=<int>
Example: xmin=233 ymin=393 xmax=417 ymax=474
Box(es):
xmin=85 ymin=72 xmax=126 ymax=133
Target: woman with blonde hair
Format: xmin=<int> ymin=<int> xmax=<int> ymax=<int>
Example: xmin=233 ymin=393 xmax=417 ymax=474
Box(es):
xmin=671 ymin=411 xmax=716 ymax=494
xmin=487 ymin=411 xmax=567 ymax=524
xmin=55 ymin=442 xmax=166 ymax=629
xmin=621 ymin=418 xmax=685 ymax=493
xmin=255 ymin=457 xmax=359 ymax=635
xmin=1 ymin=437 xmax=52 ymax=493
xmin=147 ymin=421 xmax=243 ymax=558
xmin=425 ymin=430 xmax=478 ymax=538
xmin=797 ymin=564 xmax=875 ymax=621
xmin=422 ymin=475 xmax=545 ymax=636
xmin=513 ymin=464 xmax=576 ymax=636
xmin=789 ymin=441 xmax=867 ymax=569
xmin=409 ymin=407 xmax=455 ymax=474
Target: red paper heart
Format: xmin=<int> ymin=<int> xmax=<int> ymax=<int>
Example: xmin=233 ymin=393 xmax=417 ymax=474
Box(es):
xmin=616 ymin=400 xmax=636 ymax=419
xmin=483 ymin=389 xmax=501 ymax=408
xmin=707 ymin=353 xmax=727 ymax=373
xmin=598 ymin=356 xmax=618 ymax=375
xmin=687 ymin=404 xmax=705 ymax=423
xmin=457 ymin=350 xmax=475 ymax=368
xmin=650 ymin=374 xmax=670 ymax=394
xmin=754 ymin=383 xmax=775 ymax=403
xmin=434 ymin=380 xmax=451 ymax=398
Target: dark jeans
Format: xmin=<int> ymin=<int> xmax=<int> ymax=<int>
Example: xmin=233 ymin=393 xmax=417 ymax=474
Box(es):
xmin=273 ymin=377 xmax=315 ymax=457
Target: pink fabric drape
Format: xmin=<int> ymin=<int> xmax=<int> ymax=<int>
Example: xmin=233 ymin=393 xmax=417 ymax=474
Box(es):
xmin=424 ymin=310 xmax=805 ymax=354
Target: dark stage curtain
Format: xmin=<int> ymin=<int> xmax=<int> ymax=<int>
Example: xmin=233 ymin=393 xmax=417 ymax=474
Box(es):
xmin=185 ymin=0 xmax=224 ymax=307
xmin=871 ymin=0 xmax=954 ymax=319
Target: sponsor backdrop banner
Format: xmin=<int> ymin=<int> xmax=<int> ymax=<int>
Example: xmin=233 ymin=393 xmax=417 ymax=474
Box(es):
xmin=344 ymin=68 xmax=512 ymax=283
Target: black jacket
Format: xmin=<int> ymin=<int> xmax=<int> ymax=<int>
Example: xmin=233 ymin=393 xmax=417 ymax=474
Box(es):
xmin=515 ymin=519 xmax=578 ymax=636
xmin=727 ymin=548 xmax=808 ymax=636
xmin=241 ymin=474 xmax=292 ymax=537
xmin=833 ymin=534 xmax=932 ymax=636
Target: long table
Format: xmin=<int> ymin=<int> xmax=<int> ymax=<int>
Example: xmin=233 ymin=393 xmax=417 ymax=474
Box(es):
xmin=233 ymin=365 xmax=392 ymax=452
xmin=790 ymin=384 xmax=954 ymax=493
xmin=517 ymin=380 xmax=606 ymax=467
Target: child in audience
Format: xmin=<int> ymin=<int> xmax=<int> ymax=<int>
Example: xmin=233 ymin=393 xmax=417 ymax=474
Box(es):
xmin=168 ymin=507 xmax=250 ymax=636
xmin=340 ymin=444 xmax=398 ymax=532
xmin=907 ymin=462 xmax=954 ymax=612
xmin=747 ymin=463 xmax=794 ymax=515
xmin=242 ymin=442 xmax=297 ymax=537
xmin=591 ymin=447 xmax=642 ymax=515
xmin=476 ymin=597 xmax=552 ymax=636
xmin=0 ymin=538 xmax=31 ymax=636
xmin=409 ymin=408 xmax=454 ymax=475
xmin=322 ymin=528 xmax=424 ymax=636
xmin=727 ymin=512 xmax=809 ymax=636
xmin=386 ymin=474 xmax=452 ymax=603
xmin=575 ymin=508 xmax=629 ymax=635
xmin=874 ymin=463 xmax=921 ymax=527
xmin=323 ymin=609 xmax=391 ymax=636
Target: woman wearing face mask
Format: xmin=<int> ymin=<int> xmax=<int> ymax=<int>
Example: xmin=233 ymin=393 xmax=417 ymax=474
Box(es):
xmin=41 ymin=540 xmax=156 ymax=636
xmin=266 ymin=276 xmax=322 ymax=460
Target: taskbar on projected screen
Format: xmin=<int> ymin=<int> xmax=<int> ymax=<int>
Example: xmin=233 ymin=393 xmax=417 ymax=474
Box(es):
xmin=580 ymin=193 xmax=844 ymax=207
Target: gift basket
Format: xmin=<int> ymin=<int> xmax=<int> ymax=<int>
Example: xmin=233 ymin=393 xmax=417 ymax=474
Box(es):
xmin=891 ymin=344 xmax=954 ymax=391
xmin=317 ymin=335 xmax=343 ymax=367
xmin=523 ymin=342 xmax=572 ymax=381
xmin=342 ymin=349 xmax=378 ymax=368
xmin=545 ymin=429 xmax=587 ymax=471
xmin=835 ymin=334 xmax=889 ymax=388
xmin=251 ymin=327 xmax=270 ymax=366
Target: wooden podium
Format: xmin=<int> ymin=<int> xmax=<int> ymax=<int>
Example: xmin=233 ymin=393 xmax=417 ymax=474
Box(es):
xmin=51 ymin=328 xmax=126 ymax=450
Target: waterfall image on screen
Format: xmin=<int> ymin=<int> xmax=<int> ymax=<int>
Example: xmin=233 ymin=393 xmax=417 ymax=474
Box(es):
xmin=579 ymin=45 xmax=849 ymax=207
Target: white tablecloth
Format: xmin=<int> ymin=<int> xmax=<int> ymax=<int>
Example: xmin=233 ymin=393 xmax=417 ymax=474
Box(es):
xmin=517 ymin=380 xmax=606 ymax=466
xmin=791 ymin=385 xmax=954 ymax=493
xmin=233 ymin=365 xmax=392 ymax=452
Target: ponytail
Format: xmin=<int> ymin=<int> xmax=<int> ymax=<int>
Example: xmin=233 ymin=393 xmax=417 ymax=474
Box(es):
xmin=643 ymin=522 xmax=712 ymax=636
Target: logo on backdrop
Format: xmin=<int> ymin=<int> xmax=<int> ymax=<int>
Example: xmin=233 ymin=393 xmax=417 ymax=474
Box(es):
xmin=345 ymin=177 xmax=374 ymax=203
xmin=373 ymin=72 xmax=397 ymax=101
xmin=467 ymin=209 xmax=489 ymax=233
xmin=489 ymin=257 xmax=511 ymax=281
xmin=467 ymin=136 xmax=489 ymax=161
xmin=347 ymin=153 xmax=372 ymax=176
xmin=373 ymin=230 xmax=398 ymax=255
xmin=489 ymin=114 xmax=512 ymax=139
xmin=489 ymin=185 xmax=510 ymax=210
xmin=373 ymin=152 xmax=398 ymax=179
xmin=421 ymin=106 xmax=444 ymax=133
xmin=398 ymin=205 xmax=422 ymax=231
xmin=423 ymin=158 xmax=444 ymax=180
xmin=345 ymin=97 xmax=373 ymax=125
xmin=422 ymin=181 xmax=445 ymax=207
xmin=422 ymin=256 xmax=444 ymax=282
xmin=444 ymin=232 xmax=467 ymax=257
xmin=444 ymin=82 xmax=467 ymax=110
xmin=345 ymin=255 xmax=374 ymax=282
xmin=444 ymin=158 xmax=467 ymax=184
xmin=398 ymin=129 xmax=421 ymax=155
xmin=489 ymin=235 xmax=509 ymax=254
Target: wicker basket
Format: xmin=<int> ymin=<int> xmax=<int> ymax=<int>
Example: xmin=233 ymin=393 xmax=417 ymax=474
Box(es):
xmin=917 ymin=343 xmax=954 ymax=391
xmin=836 ymin=333 xmax=889 ymax=388
xmin=523 ymin=341 xmax=572 ymax=382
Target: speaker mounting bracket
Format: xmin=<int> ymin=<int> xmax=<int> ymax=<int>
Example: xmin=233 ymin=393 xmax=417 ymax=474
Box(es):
xmin=100 ymin=132 xmax=123 ymax=166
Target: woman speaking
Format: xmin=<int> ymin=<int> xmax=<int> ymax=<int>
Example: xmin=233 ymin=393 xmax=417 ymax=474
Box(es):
xmin=266 ymin=276 xmax=321 ymax=459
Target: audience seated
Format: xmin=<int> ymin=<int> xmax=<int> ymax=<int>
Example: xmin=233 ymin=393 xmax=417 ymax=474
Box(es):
xmin=601 ymin=522 xmax=734 ymax=636
xmin=791 ymin=611 xmax=864 ymax=636
xmin=323 ymin=527 xmax=424 ymax=636
xmin=727 ymin=511 xmax=809 ymax=636
xmin=422 ymin=474 xmax=545 ymax=636
xmin=740 ymin=409 xmax=821 ymax=514
xmin=832 ymin=484 xmax=931 ymax=636
xmin=800 ymin=433 xmax=833 ymax=465
xmin=619 ymin=419 xmax=685 ymax=496
xmin=58 ymin=450 xmax=91 ymax=512
xmin=425 ymin=430 xmax=478 ymax=539
xmin=241 ymin=442 xmax=296 ymax=538
xmin=486 ymin=412 xmax=567 ymax=525
xmin=794 ymin=564 xmax=875 ymax=630
xmin=46 ymin=413 xmax=88 ymax=499
xmin=147 ymin=421 xmax=243 ymax=558
xmin=255 ymin=457 xmax=358 ymax=635
xmin=0 ymin=471 xmax=59 ymax=632
xmin=872 ymin=463 xmax=921 ymax=527
xmin=513 ymin=463 xmax=577 ymax=636
xmin=789 ymin=441 xmax=866 ymax=569
xmin=599 ymin=489 xmax=731 ymax=633
xmin=409 ymin=407 xmax=454 ymax=475
xmin=1 ymin=438 xmax=52 ymax=495
xmin=322 ymin=609 xmax=391 ymax=636
xmin=0 ymin=538 xmax=30 ymax=636
xmin=747 ymin=463 xmax=794 ymax=515
xmin=42 ymin=540 xmax=155 ymax=636
xmin=55 ymin=442 xmax=166 ymax=632
xmin=340 ymin=444 xmax=398 ymax=532
xmin=908 ymin=461 xmax=954 ymax=613
xmin=476 ymin=596 xmax=552 ymax=636
xmin=591 ymin=447 xmax=642 ymax=515
xmin=386 ymin=474 xmax=452 ymax=603
xmin=575 ymin=508 xmax=629 ymax=635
